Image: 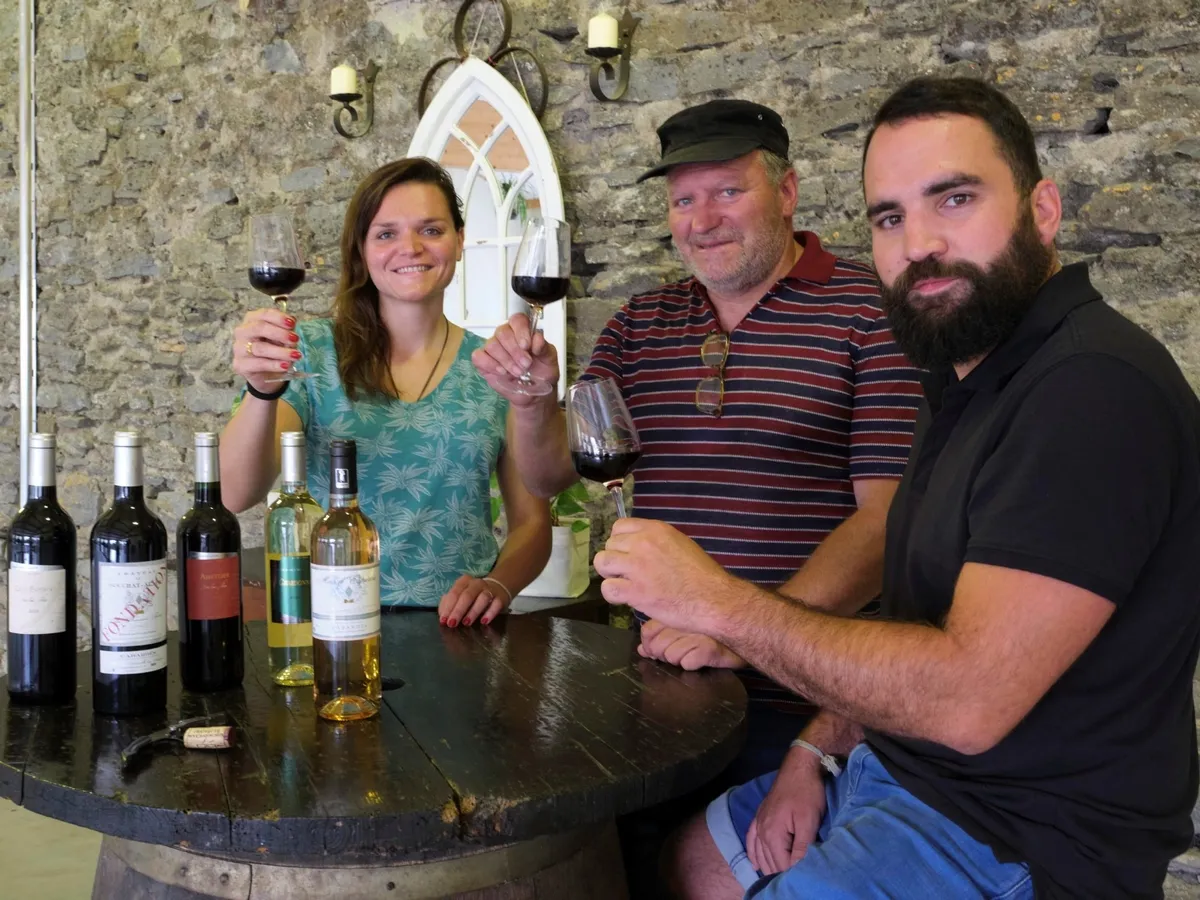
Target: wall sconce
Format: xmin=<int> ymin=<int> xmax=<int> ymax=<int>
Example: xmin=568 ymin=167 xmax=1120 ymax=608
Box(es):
xmin=586 ymin=10 xmax=640 ymax=102
xmin=329 ymin=60 xmax=380 ymax=139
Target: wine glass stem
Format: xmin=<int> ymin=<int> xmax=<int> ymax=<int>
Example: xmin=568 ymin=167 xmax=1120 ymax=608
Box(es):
xmin=275 ymin=295 xmax=289 ymax=316
xmin=519 ymin=305 xmax=544 ymax=386
xmin=609 ymin=483 xmax=628 ymax=518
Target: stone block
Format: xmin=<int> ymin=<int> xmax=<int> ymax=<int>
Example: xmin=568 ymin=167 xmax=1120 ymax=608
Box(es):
xmin=263 ymin=39 xmax=303 ymax=74
xmin=281 ymin=165 xmax=327 ymax=193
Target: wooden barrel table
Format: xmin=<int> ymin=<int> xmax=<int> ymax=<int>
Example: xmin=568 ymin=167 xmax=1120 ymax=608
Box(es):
xmin=0 ymin=612 xmax=746 ymax=898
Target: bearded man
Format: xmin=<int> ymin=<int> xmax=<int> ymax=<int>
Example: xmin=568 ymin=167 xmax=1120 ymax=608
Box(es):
xmin=596 ymin=77 xmax=1200 ymax=900
xmin=474 ymin=99 xmax=922 ymax=778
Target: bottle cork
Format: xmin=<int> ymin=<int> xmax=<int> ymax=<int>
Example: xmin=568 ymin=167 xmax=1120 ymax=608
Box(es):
xmin=182 ymin=726 xmax=235 ymax=750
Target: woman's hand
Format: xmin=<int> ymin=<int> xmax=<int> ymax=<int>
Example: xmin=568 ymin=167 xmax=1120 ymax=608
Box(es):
xmin=232 ymin=308 xmax=301 ymax=394
xmin=439 ymin=575 xmax=512 ymax=628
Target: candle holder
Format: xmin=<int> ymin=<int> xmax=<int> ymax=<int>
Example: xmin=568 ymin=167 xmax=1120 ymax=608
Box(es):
xmin=331 ymin=60 xmax=380 ymax=140
xmin=587 ymin=10 xmax=639 ymax=102
xmin=418 ymin=0 xmax=548 ymax=120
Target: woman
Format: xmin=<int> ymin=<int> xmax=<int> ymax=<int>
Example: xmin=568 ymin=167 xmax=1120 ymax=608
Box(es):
xmin=221 ymin=158 xmax=551 ymax=627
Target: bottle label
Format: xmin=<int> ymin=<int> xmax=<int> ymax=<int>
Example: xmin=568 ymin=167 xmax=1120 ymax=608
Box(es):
xmin=96 ymin=559 xmax=168 ymax=675
xmin=8 ymin=563 xmax=67 ymax=635
xmin=270 ymin=555 xmax=311 ymax=624
xmin=185 ymin=552 xmax=241 ymax=621
xmin=311 ymin=562 xmax=380 ymax=641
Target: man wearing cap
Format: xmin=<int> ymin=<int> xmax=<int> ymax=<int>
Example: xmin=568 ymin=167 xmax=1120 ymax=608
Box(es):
xmin=596 ymin=78 xmax=1200 ymax=900
xmin=473 ymin=99 xmax=922 ymax=777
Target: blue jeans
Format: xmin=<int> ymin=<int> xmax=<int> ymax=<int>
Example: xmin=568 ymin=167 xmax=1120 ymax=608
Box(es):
xmin=706 ymin=744 xmax=1034 ymax=900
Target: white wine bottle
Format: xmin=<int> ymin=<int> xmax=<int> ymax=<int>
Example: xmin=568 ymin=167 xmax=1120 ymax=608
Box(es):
xmin=266 ymin=432 xmax=322 ymax=686
xmin=311 ymin=439 xmax=381 ymax=721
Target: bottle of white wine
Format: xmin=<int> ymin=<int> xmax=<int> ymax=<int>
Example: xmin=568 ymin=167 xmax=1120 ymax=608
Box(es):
xmin=311 ymin=440 xmax=381 ymax=721
xmin=266 ymin=432 xmax=322 ymax=686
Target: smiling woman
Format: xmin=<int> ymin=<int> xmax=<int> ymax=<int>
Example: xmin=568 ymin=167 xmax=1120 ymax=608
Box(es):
xmin=219 ymin=158 xmax=551 ymax=625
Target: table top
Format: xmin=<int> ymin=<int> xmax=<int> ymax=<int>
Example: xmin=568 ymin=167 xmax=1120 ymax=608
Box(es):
xmin=0 ymin=613 xmax=745 ymax=862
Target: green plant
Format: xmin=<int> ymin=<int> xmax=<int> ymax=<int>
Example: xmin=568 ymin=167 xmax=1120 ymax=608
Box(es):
xmin=499 ymin=178 xmax=529 ymax=225
xmin=552 ymin=481 xmax=591 ymax=533
xmin=490 ymin=474 xmax=590 ymax=532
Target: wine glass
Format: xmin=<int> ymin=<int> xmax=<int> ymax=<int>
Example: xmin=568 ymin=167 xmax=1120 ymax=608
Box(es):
xmin=248 ymin=213 xmax=310 ymax=382
xmin=499 ymin=215 xmax=571 ymax=397
xmin=567 ymin=379 xmax=642 ymax=518
xmin=568 ymin=379 xmax=641 ymax=629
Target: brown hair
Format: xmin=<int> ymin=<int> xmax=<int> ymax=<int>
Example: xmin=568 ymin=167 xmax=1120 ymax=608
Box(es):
xmin=332 ymin=157 xmax=465 ymax=400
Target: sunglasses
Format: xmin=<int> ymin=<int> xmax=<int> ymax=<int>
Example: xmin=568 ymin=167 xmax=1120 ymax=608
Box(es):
xmin=696 ymin=330 xmax=729 ymax=416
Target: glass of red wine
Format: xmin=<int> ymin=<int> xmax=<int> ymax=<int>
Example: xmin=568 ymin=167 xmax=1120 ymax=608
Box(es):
xmin=567 ymin=379 xmax=642 ymax=518
xmin=248 ymin=212 xmax=310 ymax=382
xmin=501 ymin=215 xmax=570 ymax=397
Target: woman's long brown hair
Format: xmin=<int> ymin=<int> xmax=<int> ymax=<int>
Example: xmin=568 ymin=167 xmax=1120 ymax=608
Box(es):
xmin=332 ymin=157 xmax=465 ymax=400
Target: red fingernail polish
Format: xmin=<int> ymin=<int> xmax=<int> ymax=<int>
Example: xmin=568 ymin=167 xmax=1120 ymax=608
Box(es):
xmin=439 ymin=617 xmax=447 ymax=625
xmin=291 ymin=350 xmax=302 ymax=359
xmin=463 ymin=618 xmax=473 ymax=627
xmin=280 ymin=361 xmax=290 ymax=369
xmin=289 ymin=332 xmax=299 ymax=342
xmin=482 ymin=617 xmax=491 ymax=626
xmin=285 ymin=317 xmax=296 ymax=327
xmin=448 ymin=618 xmax=458 ymax=628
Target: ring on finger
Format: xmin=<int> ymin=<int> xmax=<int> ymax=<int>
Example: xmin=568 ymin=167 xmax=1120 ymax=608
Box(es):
xmin=245 ymin=340 xmax=255 ymax=357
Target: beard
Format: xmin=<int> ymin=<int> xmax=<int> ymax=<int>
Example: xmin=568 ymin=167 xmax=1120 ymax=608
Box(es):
xmin=679 ymin=217 xmax=793 ymax=296
xmin=879 ymin=208 xmax=1054 ymax=370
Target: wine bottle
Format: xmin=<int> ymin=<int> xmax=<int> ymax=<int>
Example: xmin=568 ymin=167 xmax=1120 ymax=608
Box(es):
xmin=90 ymin=431 xmax=168 ymax=717
xmin=311 ymin=440 xmax=381 ymax=721
xmin=266 ymin=432 xmax=322 ymax=686
xmin=7 ymin=433 xmax=77 ymax=705
xmin=177 ymin=432 xmax=243 ymax=693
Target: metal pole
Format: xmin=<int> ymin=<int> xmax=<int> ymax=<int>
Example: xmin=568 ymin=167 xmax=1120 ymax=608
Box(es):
xmin=18 ymin=0 xmax=37 ymax=506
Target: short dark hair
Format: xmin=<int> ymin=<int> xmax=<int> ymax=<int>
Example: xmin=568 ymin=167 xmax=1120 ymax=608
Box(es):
xmin=863 ymin=77 xmax=1044 ymax=194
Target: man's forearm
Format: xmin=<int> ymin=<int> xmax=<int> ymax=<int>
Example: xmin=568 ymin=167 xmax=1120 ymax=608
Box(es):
xmin=510 ymin=401 xmax=578 ymax=498
xmin=705 ymin=582 xmax=970 ymax=750
xmin=797 ymin=709 xmax=864 ymax=757
xmin=779 ymin=506 xmax=887 ymax=615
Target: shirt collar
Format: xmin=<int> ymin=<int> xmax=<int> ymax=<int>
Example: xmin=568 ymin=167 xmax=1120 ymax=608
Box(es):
xmin=690 ymin=230 xmax=838 ymax=304
xmin=925 ymin=262 xmax=1103 ymax=398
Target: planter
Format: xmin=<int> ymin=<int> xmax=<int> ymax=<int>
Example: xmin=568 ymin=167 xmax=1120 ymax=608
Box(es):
xmin=523 ymin=522 xmax=590 ymax=598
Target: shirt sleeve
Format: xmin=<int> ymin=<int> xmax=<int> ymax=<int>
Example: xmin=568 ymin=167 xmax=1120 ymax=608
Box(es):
xmin=850 ymin=308 xmax=923 ymax=480
xmin=965 ymin=354 xmax=1178 ymax=604
xmin=580 ymin=304 xmax=633 ymax=387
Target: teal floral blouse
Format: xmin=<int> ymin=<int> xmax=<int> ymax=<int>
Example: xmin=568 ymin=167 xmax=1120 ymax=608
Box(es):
xmin=278 ymin=318 xmax=508 ymax=607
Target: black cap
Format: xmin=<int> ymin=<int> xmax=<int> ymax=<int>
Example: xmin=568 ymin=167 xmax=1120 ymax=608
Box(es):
xmin=637 ymin=99 xmax=789 ymax=183
xmin=329 ymin=439 xmax=358 ymax=496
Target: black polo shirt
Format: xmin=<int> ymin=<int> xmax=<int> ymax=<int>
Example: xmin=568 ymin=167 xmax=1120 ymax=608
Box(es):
xmin=866 ymin=264 xmax=1200 ymax=899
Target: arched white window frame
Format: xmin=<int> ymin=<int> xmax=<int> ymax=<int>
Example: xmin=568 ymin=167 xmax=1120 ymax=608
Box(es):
xmin=407 ymin=56 xmax=568 ymax=401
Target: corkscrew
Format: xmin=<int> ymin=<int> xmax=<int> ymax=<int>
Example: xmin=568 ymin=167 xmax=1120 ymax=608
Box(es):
xmin=120 ymin=714 xmax=234 ymax=770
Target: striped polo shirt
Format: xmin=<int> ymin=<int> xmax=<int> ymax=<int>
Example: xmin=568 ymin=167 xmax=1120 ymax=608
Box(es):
xmin=583 ymin=231 xmax=921 ymax=712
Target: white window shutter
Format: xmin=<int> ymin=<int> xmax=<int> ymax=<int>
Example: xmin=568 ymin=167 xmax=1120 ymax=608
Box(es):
xmin=407 ymin=57 xmax=568 ymax=401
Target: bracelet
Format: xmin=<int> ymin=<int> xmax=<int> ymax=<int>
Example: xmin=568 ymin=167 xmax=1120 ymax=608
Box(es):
xmin=790 ymin=738 xmax=843 ymax=777
xmin=481 ymin=576 xmax=513 ymax=604
xmin=246 ymin=381 xmax=287 ymax=401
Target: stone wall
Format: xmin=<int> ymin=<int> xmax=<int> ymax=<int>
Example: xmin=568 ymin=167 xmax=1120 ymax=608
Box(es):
xmin=0 ymin=0 xmax=1197 ymax=668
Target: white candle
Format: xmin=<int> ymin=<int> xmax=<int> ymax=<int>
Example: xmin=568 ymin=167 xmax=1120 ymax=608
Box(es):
xmin=587 ymin=13 xmax=620 ymax=51
xmin=330 ymin=64 xmax=358 ymax=97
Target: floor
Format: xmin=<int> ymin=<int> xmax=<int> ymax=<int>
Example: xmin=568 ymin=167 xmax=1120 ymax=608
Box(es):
xmin=1 ymin=798 xmax=100 ymax=899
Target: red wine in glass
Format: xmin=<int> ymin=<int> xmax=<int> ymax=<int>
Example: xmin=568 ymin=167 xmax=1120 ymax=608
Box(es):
xmin=249 ymin=266 xmax=306 ymax=297
xmin=512 ymin=276 xmax=569 ymax=306
xmin=570 ymin=449 xmax=642 ymax=488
